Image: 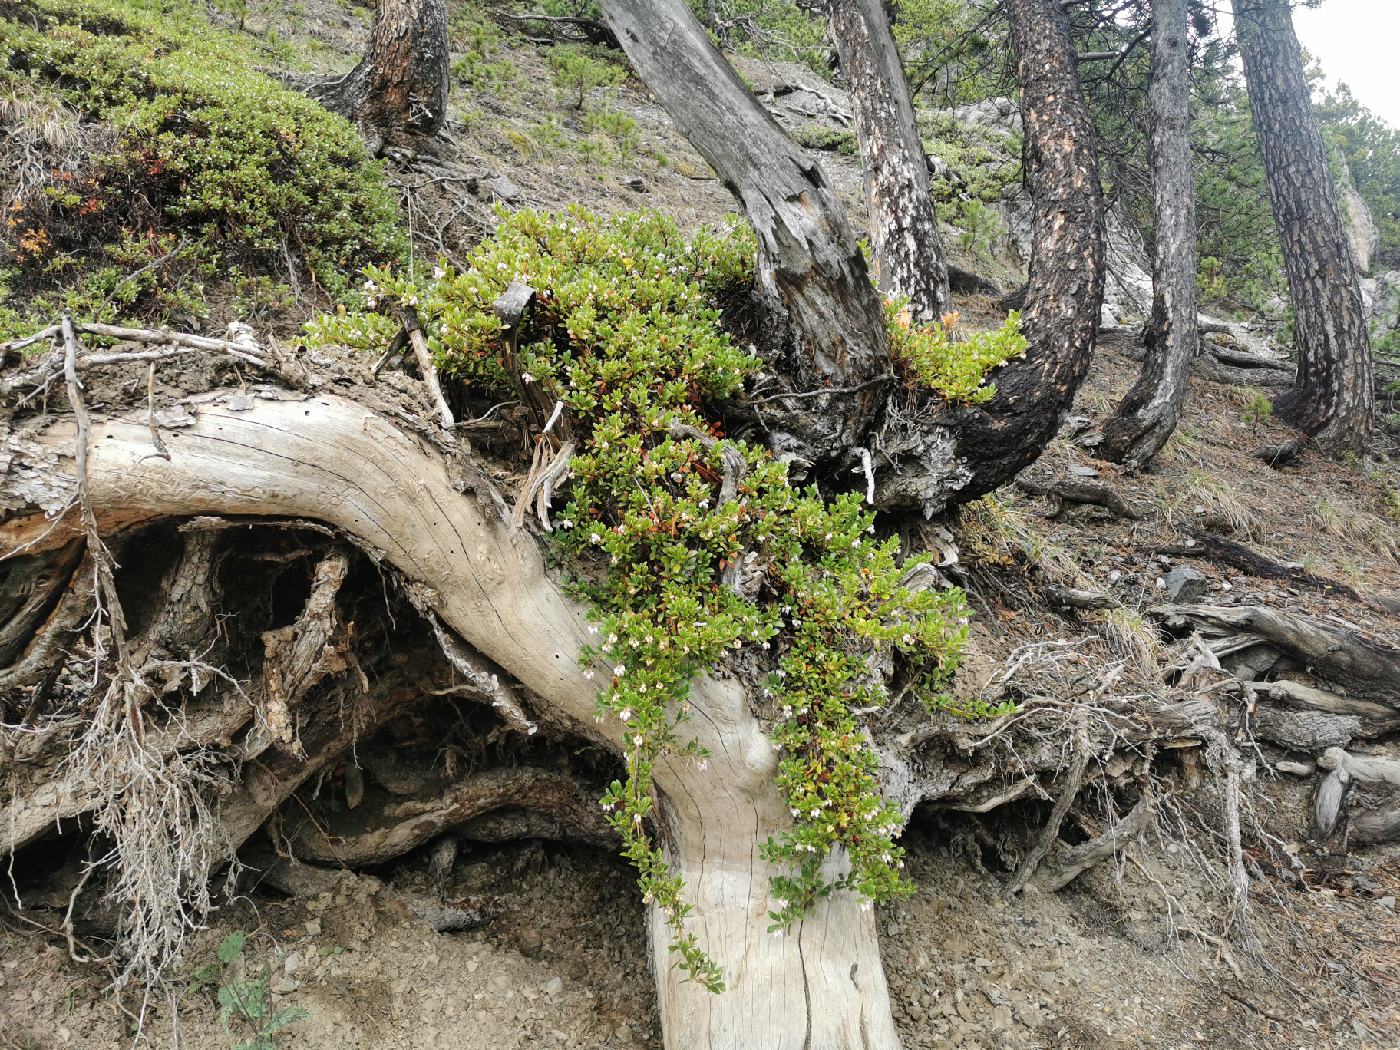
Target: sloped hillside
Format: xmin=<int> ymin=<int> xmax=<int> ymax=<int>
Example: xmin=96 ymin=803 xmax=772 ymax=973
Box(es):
xmin=1 ymin=4 xmax=1397 ymax=1050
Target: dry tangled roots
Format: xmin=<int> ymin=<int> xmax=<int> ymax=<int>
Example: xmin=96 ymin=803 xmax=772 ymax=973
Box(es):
xmin=1 ymin=324 xmax=1396 ymax=1010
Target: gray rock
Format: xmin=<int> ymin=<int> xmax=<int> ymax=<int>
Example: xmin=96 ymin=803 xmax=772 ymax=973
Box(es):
xmin=951 ymin=97 xmax=1021 ymax=133
xmin=1378 ymin=895 xmax=1396 ymax=913
xmin=543 ymin=976 xmax=565 ymax=997
xmin=488 ymin=175 xmax=522 ymax=203
xmin=1162 ymin=565 xmax=1207 ymax=602
xmin=1365 ymin=269 xmax=1400 ymax=330
xmin=1338 ymin=154 xmax=1379 ymax=273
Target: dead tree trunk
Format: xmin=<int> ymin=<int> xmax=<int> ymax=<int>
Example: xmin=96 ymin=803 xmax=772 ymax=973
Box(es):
xmin=1232 ymin=0 xmax=1374 ymax=452
xmin=598 ymin=0 xmax=893 ymax=461
xmin=826 ymin=0 xmax=951 ymax=321
xmin=1099 ymin=0 xmax=1198 ymax=468
xmin=310 ymin=0 xmax=450 ymax=151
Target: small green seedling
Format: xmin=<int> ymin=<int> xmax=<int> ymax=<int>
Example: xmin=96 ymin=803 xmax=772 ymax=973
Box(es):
xmin=189 ymin=931 xmax=308 ymax=1050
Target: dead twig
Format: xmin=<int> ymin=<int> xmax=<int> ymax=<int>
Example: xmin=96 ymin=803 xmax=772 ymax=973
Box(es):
xmin=399 ymin=306 xmax=455 ymax=430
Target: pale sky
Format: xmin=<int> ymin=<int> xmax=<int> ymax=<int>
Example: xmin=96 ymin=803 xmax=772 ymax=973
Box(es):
xmin=1289 ymin=0 xmax=1400 ymax=127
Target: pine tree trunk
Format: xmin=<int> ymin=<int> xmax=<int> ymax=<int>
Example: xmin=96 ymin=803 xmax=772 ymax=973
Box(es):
xmin=1099 ymin=0 xmax=1198 ymax=468
xmin=915 ymin=0 xmax=1104 ymax=505
xmin=826 ymin=0 xmax=950 ymax=321
xmin=311 ymin=0 xmax=450 ymax=149
xmin=1232 ymin=0 xmax=1373 ymax=451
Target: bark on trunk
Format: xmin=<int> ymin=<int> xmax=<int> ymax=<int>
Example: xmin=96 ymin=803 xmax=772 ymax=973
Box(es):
xmin=598 ymin=0 xmax=1103 ymax=516
xmin=872 ymin=0 xmax=1106 ymax=514
xmin=1232 ymin=0 xmax=1373 ymax=451
xmin=310 ymin=0 xmax=450 ymax=149
xmin=1100 ymin=0 xmax=1198 ymax=468
xmin=826 ymin=0 xmax=951 ymax=321
xmin=596 ymin=0 xmax=892 ymax=458
xmin=3 ymin=393 xmax=901 ymax=1050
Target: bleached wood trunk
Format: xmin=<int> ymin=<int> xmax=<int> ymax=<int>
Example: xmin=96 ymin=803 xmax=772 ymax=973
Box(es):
xmin=3 ymin=392 xmax=901 ymax=1050
xmin=651 ymin=704 xmax=900 ymax=1049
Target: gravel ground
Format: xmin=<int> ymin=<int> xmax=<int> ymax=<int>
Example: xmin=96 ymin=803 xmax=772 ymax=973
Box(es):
xmin=3 ymin=826 xmax=1394 ymax=1050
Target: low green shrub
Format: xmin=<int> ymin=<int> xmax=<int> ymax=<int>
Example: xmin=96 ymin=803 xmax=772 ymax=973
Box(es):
xmin=795 ymin=125 xmax=858 ymax=155
xmin=887 ymin=306 xmax=1027 ymax=403
xmin=0 ymin=0 xmax=405 ymax=336
xmin=548 ymin=44 xmax=626 ymax=110
xmin=449 ymin=8 xmax=518 ymax=96
xmin=188 ymin=931 xmax=307 ymax=1050
xmin=583 ymin=108 xmax=640 ymax=158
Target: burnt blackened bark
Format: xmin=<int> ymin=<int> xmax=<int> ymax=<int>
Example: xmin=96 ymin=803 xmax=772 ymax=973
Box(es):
xmin=597 ymin=0 xmax=892 ymax=461
xmin=827 ymin=0 xmax=950 ymax=321
xmin=310 ymin=0 xmax=450 ymax=150
xmin=875 ymin=0 xmax=1106 ymax=514
xmin=1233 ymin=0 xmax=1373 ymax=451
xmin=599 ymin=0 xmax=1101 ymax=514
xmin=1099 ymin=0 xmax=1198 ymax=469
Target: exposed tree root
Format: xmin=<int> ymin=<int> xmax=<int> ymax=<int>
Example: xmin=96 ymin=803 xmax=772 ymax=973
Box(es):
xmin=1015 ymin=475 xmax=1143 ymax=519
xmin=285 ymin=765 xmax=613 ymax=866
xmin=1029 ymin=792 xmax=1155 ymax=893
xmin=1154 ymin=604 xmax=1400 ymax=702
xmin=2 ymin=327 xmax=1395 ymax=1026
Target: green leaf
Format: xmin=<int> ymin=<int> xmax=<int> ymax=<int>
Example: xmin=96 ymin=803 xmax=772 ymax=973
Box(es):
xmin=186 ymin=962 xmax=220 ymax=995
xmin=217 ymin=930 xmax=247 ymax=964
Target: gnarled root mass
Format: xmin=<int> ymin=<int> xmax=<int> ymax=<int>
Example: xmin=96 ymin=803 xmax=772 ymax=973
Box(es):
xmin=2 ymin=326 xmax=1396 ymax=1040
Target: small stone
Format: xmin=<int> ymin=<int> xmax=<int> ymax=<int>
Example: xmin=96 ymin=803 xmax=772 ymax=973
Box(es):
xmin=303 ymin=918 xmax=322 ymax=937
xmin=518 ymin=927 xmax=544 ymax=958
xmin=154 ymin=405 xmax=196 ymax=428
xmin=543 ymin=976 xmax=565 ymax=997
xmin=1377 ymin=895 xmax=1396 ymax=913
xmin=492 ymin=972 xmax=513 ymax=991
xmin=271 ymin=977 xmax=299 ymax=994
xmin=488 ymin=175 xmax=522 ymax=202
xmin=1163 ymin=565 xmax=1207 ymax=602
